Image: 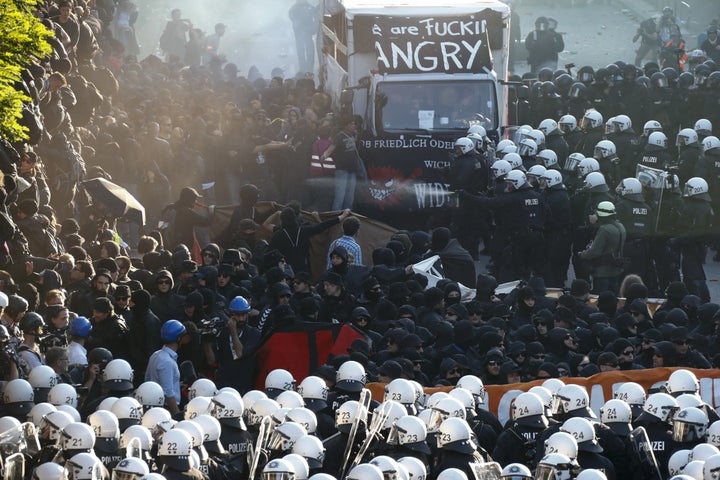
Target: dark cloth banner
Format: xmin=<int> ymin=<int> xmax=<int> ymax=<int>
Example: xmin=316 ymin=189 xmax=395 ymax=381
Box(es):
xmin=211 ymin=202 xmax=397 ymax=279
xmin=254 ymin=322 xmax=366 ymax=389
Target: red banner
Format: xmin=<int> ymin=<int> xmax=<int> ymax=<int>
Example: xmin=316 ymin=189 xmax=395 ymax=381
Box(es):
xmin=254 ymin=323 xmax=366 ymax=390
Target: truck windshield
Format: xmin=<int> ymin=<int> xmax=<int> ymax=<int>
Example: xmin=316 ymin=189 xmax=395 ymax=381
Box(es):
xmin=375 ymin=80 xmax=497 ymax=133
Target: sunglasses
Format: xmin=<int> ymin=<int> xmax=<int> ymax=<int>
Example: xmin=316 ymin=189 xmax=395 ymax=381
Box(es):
xmin=157 ymin=280 xmax=171 ymax=285
xmin=487 ymin=360 xmax=499 ymax=366
xmin=532 ymin=354 xmax=545 ymax=359
xmin=622 ymin=350 xmax=634 ymax=355
xmin=535 ymin=321 xmax=547 ymax=326
xmin=448 ymin=368 xmax=460 ymax=374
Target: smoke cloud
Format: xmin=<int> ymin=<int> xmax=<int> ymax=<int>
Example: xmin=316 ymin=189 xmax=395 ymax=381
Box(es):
xmin=133 ymin=0 xmax=302 ymax=78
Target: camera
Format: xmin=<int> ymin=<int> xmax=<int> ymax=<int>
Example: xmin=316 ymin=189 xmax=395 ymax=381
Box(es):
xmin=40 ymin=327 xmax=69 ymax=353
xmin=199 ymin=316 xmax=225 ymax=339
xmin=0 ymin=341 xmax=20 ymax=378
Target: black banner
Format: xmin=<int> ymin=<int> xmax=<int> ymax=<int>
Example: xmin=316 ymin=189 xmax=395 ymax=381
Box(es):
xmin=354 ymin=8 xmax=504 ymax=74
xmin=355 ymin=132 xmax=456 ymax=218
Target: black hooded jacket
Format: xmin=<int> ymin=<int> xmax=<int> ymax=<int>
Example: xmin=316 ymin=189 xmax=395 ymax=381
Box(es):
xmin=269 ymin=208 xmax=340 ymax=275
xmin=149 ymin=270 xmax=185 ymax=322
xmin=126 ymin=289 xmax=161 ymax=377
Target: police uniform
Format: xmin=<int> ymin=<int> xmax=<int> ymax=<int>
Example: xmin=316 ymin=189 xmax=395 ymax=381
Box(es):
xmin=677 ymin=194 xmax=714 ymax=301
xmin=615 ymin=196 xmax=653 ymax=284
xmin=543 ymin=182 xmax=572 ymax=287
xmin=492 ymin=420 xmax=545 ymax=469
xmin=679 ymin=143 xmax=702 ymax=183
xmin=632 ymin=413 xmax=677 ymax=479
xmin=450 ymin=148 xmax=485 ymax=259
xmin=461 ymin=184 xmax=548 ymax=281
xmin=218 ymin=425 xmax=252 ymax=476
xmin=637 ymin=144 xmax=674 ymax=171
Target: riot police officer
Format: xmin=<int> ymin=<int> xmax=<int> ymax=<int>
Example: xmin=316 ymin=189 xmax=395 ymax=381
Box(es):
xmin=460 ymin=170 xmax=548 ymax=282
xmin=632 ymin=393 xmax=679 ymax=479
xmin=579 ymin=110 xmax=605 ymax=158
xmin=637 ymin=131 xmax=674 ymax=171
xmin=492 ymin=392 xmax=548 ymax=469
xmin=615 ymin=178 xmax=653 ymax=283
xmin=677 ymin=128 xmax=702 ymax=183
xmin=539 ymin=119 xmax=569 ymax=165
xmin=677 ymin=177 xmax=714 ymax=301
xmin=605 ymin=115 xmax=642 ymax=180
xmin=540 ymin=170 xmax=572 ymax=288
xmin=610 ymin=64 xmax=648 ymax=128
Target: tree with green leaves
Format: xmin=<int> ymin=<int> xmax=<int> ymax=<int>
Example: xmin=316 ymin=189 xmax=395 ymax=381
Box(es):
xmin=0 ymin=0 xmax=53 ymax=142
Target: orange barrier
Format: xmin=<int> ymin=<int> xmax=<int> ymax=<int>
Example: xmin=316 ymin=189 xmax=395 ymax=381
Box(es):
xmin=368 ymin=367 xmax=720 ymax=425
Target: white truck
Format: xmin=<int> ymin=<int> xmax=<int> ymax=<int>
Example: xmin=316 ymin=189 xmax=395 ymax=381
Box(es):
xmin=319 ymin=0 xmax=511 ymax=225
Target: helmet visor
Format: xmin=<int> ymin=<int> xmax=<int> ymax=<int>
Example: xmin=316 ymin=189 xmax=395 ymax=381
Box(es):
xmin=672 ymin=420 xmax=699 ymax=443
xmin=262 ymin=473 xmax=294 ymax=480
xmin=551 ymin=395 xmax=568 ymax=416
xmin=386 ymin=425 xmax=400 ymax=446
xmin=558 ymin=122 xmax=574 ymax=134
xmin=427 ymin=409 xmax=447 ymax=433
xmin=563 ymin=156 xmax=581 ymax=172
xmin=533 ymin=465 xmax=556 ymax=480
xmin=111 ymin=472 xmax=142 ymax=480
xmin=518 ymin=143 xmax=534 ymax=156
xmin=267 ymin=430 xmax=289 ymax=451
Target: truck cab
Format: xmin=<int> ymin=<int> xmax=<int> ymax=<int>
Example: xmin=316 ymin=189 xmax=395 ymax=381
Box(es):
xmin=320 ymin=0 xmax=510 ymax=226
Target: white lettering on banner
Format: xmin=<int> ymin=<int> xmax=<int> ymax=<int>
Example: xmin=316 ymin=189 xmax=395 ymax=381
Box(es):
xmin=429 ymin=139 xmax=455 ymax=149
xmin=417 ymin=18 xmax=485 ymax=37
xmin=414 ymin=182 xmax=451 ymax=209
xmin=494 ymin=376 xmax=720 ymax=426
xmin=632 ymin=207 xmax=648 ymax=215
xmin=389 ymin=25 xmax=419 ymax=36
xmin=360 ymin=138 xmax=430 ymax=149
xmin=375 ymin=40 xmax=484 ymax=72
xmin=424 ymin=160 xmax=451 ymax=169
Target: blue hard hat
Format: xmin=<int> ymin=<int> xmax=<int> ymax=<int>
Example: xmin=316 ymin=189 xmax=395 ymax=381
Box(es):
xmin=161 ymin=320 xmax=187 ymax=343
xmin=229 ymin=296 xmax=251 ymax=313
xmin=69 ymin=316 xmax=92 ymax=338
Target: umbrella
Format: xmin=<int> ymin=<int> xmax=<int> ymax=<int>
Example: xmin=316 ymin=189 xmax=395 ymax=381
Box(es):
xmin=81 ymin=177 xmax=146 ymax=225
